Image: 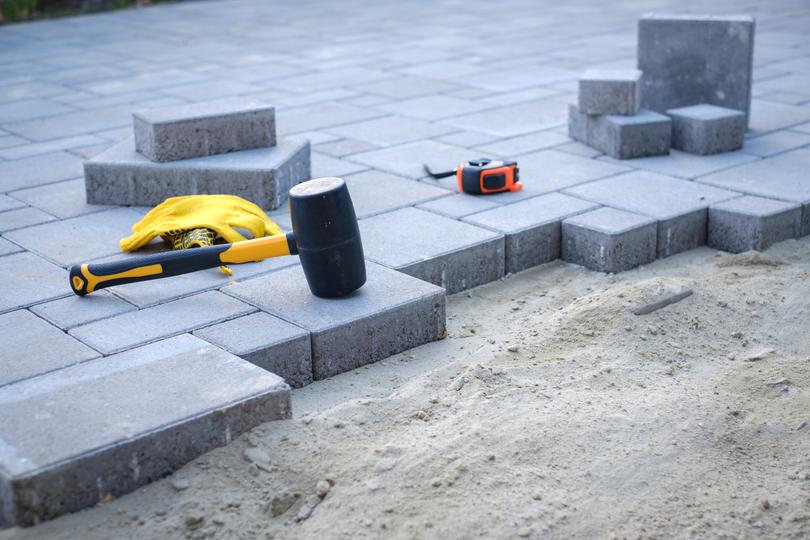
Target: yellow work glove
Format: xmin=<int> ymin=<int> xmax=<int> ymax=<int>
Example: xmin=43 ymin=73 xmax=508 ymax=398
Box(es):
xmin=120 ymin=195 xmax=284 ymax=275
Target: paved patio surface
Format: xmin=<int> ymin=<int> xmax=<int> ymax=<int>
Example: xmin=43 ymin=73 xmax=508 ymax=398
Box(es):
xmin=1 ymin=0 xmax=810 ymax=526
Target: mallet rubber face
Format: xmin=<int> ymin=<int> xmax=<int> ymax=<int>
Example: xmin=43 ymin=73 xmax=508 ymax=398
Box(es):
xmin=289 ymin=177 xmax=366 ymax=298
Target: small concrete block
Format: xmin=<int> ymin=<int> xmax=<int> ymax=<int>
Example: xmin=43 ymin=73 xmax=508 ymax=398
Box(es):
xmin=0 ymin=310 xmax=99 ymax=386
xmin=84 ymin=137 xmax=310 ymax=209
xmin=667 ymin=104 xmax=746 ymax=155
xmin=30 ymin=290 xmax=137 ymax=330
xmin=708 ymin=196 xmax=801 ymax=253
xmin=359 ymin=207 xmax=505 ymax=294
xmin=562 ymin=207 xmax=657 ymax=273
xmin=568 ymin=105 xmax=671 ymax=159
xmin=638 ymin=14 xmax=755 ymax=123
xmin=463 ymin=193 xmax=600 ymax=273
xmin=225 ymin=262 xmax=445 ymax=380
xmin=0 ymin=334 xmax=291 ymax=527
xmin=194 ymin=312 xmax=313 ymax=388
xmin=69 ymin=290 xmax=255 ymax=355
xmin=565 ymin=171 xmax=740 ymax=257
xmin=0 ymin=252 xmax=67 ymax=313
xmin=578 ymin=69 xmax=642 ymax=115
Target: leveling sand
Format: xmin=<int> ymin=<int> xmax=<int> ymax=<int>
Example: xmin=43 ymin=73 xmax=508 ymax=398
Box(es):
xmin=5 ymin=240 xmax=810 ymax=539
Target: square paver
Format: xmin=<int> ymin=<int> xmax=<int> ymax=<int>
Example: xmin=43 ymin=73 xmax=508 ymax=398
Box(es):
xmin=133 ymin=98 xmax=277 ymax=162
xmin=0 ymin=252 xmax=68 ymax=313
xmin=698 ymin=149 xmax=810 ymax=235
xmin=0 ymin=334 xmax=290 ymax=527
xmin=84 ymin=136 xmax=310 ymax=209
xmin=0 ymin=310 xmax=100 ymax=387
xmin=564 ymin=171 xmax=740 ymax=257
xmin=562 ymin=207 xmax=657 ymax=273
xmin=463 ymin=192 xmax=600 ymax=273
xmin=708 ymin=196 xmax=801 ymax=253
xmin=667 ymin=104 xmax=746 ymax=155
xmin=194 ymin=312 xmax=313 ymax=388
xmin=69 ymin=290 xmax=255 ymax=354
xmin=638 ymin=14 xmax=755 ymax=123
xmin=569 ymin=105 xmax=671 ymax=159
xmin=578 ymin=69 xmax=641 ymax=115
xmin=225 ymin=262 xmax=446 ymax=380
xmin=0 ymin=152 xmax=83 ymax=193
xmin=360 ymin=207 xmax=505 ymax=293
xmin=4 ymin=207 xmax=145 ymax=267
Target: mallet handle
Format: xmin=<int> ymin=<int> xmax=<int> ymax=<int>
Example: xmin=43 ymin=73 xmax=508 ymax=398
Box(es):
xmin=69 ymin=233 xmax=297 ymax=296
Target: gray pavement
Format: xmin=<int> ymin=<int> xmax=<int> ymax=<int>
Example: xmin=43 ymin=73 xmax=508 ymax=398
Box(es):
xmin=1 ymin=0 xmax=810 ymax=526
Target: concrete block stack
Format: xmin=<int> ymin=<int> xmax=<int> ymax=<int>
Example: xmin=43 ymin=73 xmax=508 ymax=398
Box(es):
xmin=84 ymin=98 xmax=311 ymax=209
xmin=569 ymin=14 xmax=755 ymax=159
xmin=568 ymin=70 xmax=672 ymax=159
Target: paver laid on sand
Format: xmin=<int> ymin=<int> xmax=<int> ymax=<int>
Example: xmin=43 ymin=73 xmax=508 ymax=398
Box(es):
xmin=562 ymin=207 xmax=658 ymax=273
xmin=708 ymin=196 xmax=802 ymax=253
xmin=463 ymin=192 xmax=600 ymax=274
xmin=0 ymin=334 xmax=291 ymax=527
xmin=564 ymin=171 xmax=740 ymax=257
xmin=225 ymin=262 xmax=446 ymax=380
xmin=359 ymin=207 xmax=505 ymax=293
xmin=194 ymin=312 xmax=313 ymax=388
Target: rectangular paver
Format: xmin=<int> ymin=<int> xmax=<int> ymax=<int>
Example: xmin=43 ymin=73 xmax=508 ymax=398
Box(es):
xmin=0 ymin=334 xmax=291 ymax=527
xmin=564 ymin=171 xmax=740 ymax=257
xmin=85 ymin=136 xmax=310 ymax=209
xmin=343 ymin=170 xmax=450 ymax=218
xmin=194 ymin=312 xmax=313 ymax=388
xmin=569 ymin=105 xmax=671 ymax=159
xmin=708 ymin=196 xmax=802 ymax=253
xmin=360 ymin=207 xmax=505 ymax=293
xmin=225 ymin=262 xmax=446 ymax=380
xmin=133 ymin=98 xmax=277 ymax=162
xmin=638 ymin=14 xmax=755 ymax=123
xmin=578 ymin=69 xmax=641 ymax=115
xmin=0 ymin=310 xmax=100 ymax=386
xmin=69 ymin=290 xmax=255 ymax=354
xmin=30 ymin=290 xmax=137 ymax=330
xmin=562 ymin=207 xmax=657 ymax=273
xmin=463 ymin=193 xmax=600 ymax=273
xmin=0 ymin=252 xmax=67 ymax=313
xmin=667 ymin=104 xmax=746 ymax=155
xmin=0 ymin=152 xmax=83 ymax=193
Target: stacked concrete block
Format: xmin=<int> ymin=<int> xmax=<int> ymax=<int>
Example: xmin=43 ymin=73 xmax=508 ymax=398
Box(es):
xmin=569 ymin=105 xmax=671 ymax=159
xmin=194 ymin=312 xmax=313 ymax=388
xmin=562 ymin=207 xmax=657 ymax=273
xmin=638 ymin=14 xmax=756 ymax=125
xmin=462 ymin=192 xmax=599 ymax=274
xmin=708 ymin=196 xmax=801 ymax=253
xmin=225 ymin=262 xmax=446 ymax=380
xmin=358 ymin=207 xmax=505 ymax=294
xmin=84 ymin=98 xmax=310 ymax=209
xmin=667 ymin=104 xmax=746 ymax=155
xmin=578 ymin=69 xmax=642 ymax=115
xmin=0 ymin=335 xmax=291 ymax=527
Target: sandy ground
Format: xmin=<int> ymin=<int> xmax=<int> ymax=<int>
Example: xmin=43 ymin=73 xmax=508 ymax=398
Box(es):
xmin=4 ymin=240 xmax=810 ymax=539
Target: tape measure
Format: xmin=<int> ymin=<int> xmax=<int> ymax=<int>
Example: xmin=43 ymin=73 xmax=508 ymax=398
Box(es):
xmin=424 ymin=158 xmax=522 ymax=195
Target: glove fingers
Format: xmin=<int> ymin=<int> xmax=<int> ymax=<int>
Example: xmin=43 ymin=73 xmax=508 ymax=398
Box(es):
xmin=228 ymin=213 xmax=268 ymax=240
xmin=215 ymin=224 xmax=249 ymax=244
xmin=120 ymin=228 xmax=157 ymax=252
xmin=233 ymin=198 xmax=283 ymax=236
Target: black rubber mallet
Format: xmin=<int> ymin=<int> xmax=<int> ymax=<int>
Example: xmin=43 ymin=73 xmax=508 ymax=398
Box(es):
xmin=69 ymin=177 xmax=366 ymax=298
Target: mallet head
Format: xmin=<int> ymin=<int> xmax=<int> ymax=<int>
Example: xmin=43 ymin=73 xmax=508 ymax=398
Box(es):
xmin=289 ymin=177 xmax=366 ymax=298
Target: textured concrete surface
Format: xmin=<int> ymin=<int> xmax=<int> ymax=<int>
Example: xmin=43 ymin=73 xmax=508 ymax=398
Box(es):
xmin=0 ymin=334 xmax=291 ymax=527
xmin=638 ymin=14 xmax=755 ymax=123
xmin=569 ymin=105 xmax=671 ymax=159
xmin=667 ymin=104 xmax=746 ymax=155
xmin=708 ymin=196 xmax=802 ymax=253
xmin=85 ymin=136 xmax=310 ymax=208
xmin=578 ymin=69 xmax=641 ymax=115
xmin=194 ymin=312 xmax=313 ymax=388
xmin=133 ymin=98 xmax=277 ymax=162
xmin=225 ymin=262 xmax=446 ymax=380
xmin=463 ymin=192 xmax=599 ymax=274
xmin=360 ymin=207 xmax=505 ymax=293
xmin=562 ymin=207 xmax=657 ymax=273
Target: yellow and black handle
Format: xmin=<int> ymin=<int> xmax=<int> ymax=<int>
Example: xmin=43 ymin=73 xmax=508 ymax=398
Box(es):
xmin=69 ymin=232 xmax=297 ymax=296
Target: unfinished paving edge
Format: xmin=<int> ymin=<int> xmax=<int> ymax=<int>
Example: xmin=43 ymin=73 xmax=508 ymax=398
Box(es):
xmin=708 ymin=196 xmax=802 ymax=253
xmin=0 ymin=335 xmax=291 ymax=527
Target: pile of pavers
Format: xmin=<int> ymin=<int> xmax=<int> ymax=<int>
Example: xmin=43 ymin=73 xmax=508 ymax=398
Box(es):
xmin=569 ymin=14 xmax=754 ymax=159
xmin=84 ymin=97 xmax=311 ymax=209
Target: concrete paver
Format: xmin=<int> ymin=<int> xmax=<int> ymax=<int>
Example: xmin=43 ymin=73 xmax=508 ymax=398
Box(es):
xmin=708 ymin=195 xmax=801 ymax=253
